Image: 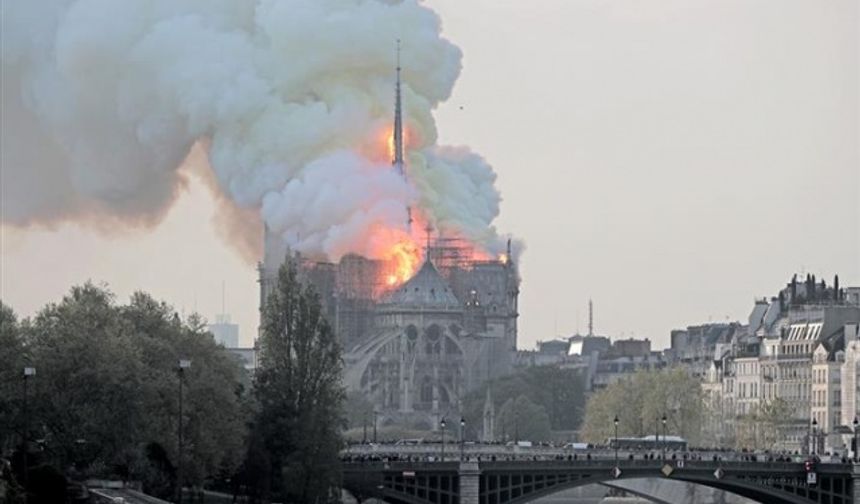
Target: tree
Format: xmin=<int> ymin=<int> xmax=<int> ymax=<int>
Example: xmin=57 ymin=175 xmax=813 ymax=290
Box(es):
xmin=122 ymin=295 xmax=248 ymax=490
xmin=462 ymin=366 xmax=587 ymax=439
xmin=343 ymin=390 xmax=375 ymax=431
xmin=735 ymin=410 xmax=760 ymax=450
xmin=581 ymin=368 xmax=704 ymax=444
xmin=581 ymin=376 xmax=643 ymax=442
xmin=253 ymin=258 xmax=344 ymax=503
xmin=2 ymin=284 xmax=249 ymax=500
xmin=639 ymin=368 xmax=704 ymax=442
xmin=758 ymin=398 xmax=793 ymax=450
xmin=23 ymin=284 xmax=145 ymax=473
xmin=497 ymin=395 xmax=551 ymax=442
xmin=0 ymin=302 xmax=26 ymax=452
xmin=0 ymin=302 xmax=27 ymax=503
xmin=524 ymin=366 xmax=586 ymax=431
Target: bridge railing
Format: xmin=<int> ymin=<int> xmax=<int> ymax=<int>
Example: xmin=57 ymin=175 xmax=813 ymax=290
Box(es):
xmin=343 ymin=444 xmax=850 ymax=467
xmin=343 ymin=458 xmax=808 ymax=472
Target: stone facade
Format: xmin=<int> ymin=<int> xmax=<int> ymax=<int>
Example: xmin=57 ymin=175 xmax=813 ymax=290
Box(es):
xmin=259 ymin=238 xmax=520 ymax=430
xmin=695 ymin=275 xmax=860 ymax=453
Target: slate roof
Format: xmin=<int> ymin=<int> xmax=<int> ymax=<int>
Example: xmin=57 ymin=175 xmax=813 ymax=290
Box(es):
xmin=383 ymin=260 xmax=460 ymax=308
xmin=816 ymin=326 xmax=847 ymax=359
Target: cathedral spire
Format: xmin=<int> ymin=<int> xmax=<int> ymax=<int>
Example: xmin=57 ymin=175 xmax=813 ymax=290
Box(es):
xmin=393 ymin=39 xmax=412 ymax=227
xmin=393 ymin=39 xmax=404 ymax=174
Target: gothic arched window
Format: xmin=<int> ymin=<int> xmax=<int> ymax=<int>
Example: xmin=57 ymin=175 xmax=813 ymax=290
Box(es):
xmin=420 ymin=377 xmax=433 ymax=403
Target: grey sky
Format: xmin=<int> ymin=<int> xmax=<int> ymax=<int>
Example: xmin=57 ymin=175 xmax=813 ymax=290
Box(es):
xmin=2 ymin=0 xmax=858 ymax=349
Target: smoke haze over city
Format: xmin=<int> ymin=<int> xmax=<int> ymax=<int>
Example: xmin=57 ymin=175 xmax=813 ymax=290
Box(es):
xmin=2 ymin=0 xmax=858 ymax=349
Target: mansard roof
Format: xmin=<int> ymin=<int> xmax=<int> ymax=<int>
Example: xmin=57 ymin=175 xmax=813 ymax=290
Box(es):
xmin=383 ymin=260 xmax=460 ymax=308
xmin=816 ymin=326 xmax=847 ymax=359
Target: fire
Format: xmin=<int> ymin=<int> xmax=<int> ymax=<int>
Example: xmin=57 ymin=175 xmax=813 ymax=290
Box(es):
xmin=371 ymin=218 xmax=508 ymax=291
xmin=384 ymin=239 xmax=421 ymax=286
xmin=384 ymin=126 xmax=410 ymax=161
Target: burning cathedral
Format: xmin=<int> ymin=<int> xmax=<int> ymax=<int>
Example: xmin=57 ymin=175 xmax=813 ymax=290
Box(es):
xmin=259 ymin=52 xmax=520 ymax=430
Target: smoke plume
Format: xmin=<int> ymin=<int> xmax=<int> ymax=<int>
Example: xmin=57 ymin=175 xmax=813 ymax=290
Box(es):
xmin=2 ymin=0 xmax=512 ymax=262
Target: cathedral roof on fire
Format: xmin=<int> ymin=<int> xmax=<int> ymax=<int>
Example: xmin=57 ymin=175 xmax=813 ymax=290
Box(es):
xmin=384 ymin=259 xmax=460 ymax=308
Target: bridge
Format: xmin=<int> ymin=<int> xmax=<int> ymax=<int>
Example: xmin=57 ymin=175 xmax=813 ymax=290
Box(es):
xmin=342 ymin=446 xmax=860 ymax=504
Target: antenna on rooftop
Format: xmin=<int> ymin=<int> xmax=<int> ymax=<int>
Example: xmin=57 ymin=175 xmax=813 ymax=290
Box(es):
xmin=588 ymin=298 xmax=594 ymax=337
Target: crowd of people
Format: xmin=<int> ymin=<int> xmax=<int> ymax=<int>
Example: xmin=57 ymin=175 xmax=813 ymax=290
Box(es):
xmin=342 ymin=443 xmax=857 ymax=465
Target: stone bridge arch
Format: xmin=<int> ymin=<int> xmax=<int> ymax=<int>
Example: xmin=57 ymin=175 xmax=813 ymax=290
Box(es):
xmin=343 ymin=460 xmax=859 ymax=504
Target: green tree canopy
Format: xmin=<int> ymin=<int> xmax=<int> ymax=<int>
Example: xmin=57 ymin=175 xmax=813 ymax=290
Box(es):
xmin=731 ymin=398 xmax=794 ymax=450
xmin=253 ymin=258 xmax=344 ymax=503
xmin=462 ymin=365 xmax=587 ymax=439
xmin=0 ymin=302 xmax=27 ymax=453
xmin=497 ymin=395 xmax=552 ymax=442
xmin=2 ymin=284 xmax=249 ymax=500
xmin=343 ymin=390 xmax=376 ymax=431
xmin=581 ymin=368 xmax=704 ymax=445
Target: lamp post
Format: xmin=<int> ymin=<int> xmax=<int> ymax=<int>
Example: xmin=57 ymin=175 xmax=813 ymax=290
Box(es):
xmin=613 ymin=416 xmax=619 ymax=464
xmin=853 ymin=417 xmax=858 ymax=462
xmin=661 ymin=414 xmax=668 ymax=459
xmin=22 ymin=367 xmax=35 ymax=504
xmin=362 ymin=412 xmax=368 ymax=444
xmin=177 ymin=359 xmax=191 ymax=504
xmin=440 ymin=418 xmax=447 ymax=462
xmin=373 ymin=410 xmax=378 ymax=444
xmin=460 ymin=417 xmax=466 ymax=461
xmin=655 ymin=416 xmax=659 ymax=448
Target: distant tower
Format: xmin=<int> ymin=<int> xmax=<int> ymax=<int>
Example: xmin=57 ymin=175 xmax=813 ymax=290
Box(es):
xmin=393 ymin=39 xmax=412 ymax=227
xmin=588 ymin=299 xmax=594 ymax=337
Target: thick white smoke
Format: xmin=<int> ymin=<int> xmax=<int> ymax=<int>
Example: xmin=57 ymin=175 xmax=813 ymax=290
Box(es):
xmin=2 ymin=0 xmax=511 ymax=262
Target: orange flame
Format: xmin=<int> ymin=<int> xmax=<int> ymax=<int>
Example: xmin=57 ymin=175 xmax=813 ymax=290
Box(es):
xmin=366 ymin=221 xmax=423 ymax=290
xmin=387 ymin=130 xmax=395 ymax=161
xmin=384 ymin=240 xmax=421 ymax=286
xmin=386 ymin=128 xmax=411 ymax=161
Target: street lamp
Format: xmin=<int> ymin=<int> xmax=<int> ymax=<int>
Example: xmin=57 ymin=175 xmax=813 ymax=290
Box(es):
xmin=655 ymin=416 xmax=660 ymax=447
xmin=177 ymin=359 xmax=191 ymax=504
xmin=460 ymin=417 xmax=466 ymax=461
xmin=613 ymin=416 xmax=619 ymax=464
xmin=853 ymin=417 xmax=858 ymax=462
xmin=373 ymin=410 xmax=378 ymax=444
xmin=661 ymin=414 xmax=668 ymax=459
xmin=23 ymin=367 xmax=35 ymax=504
xmin=440 ymin=418 xmax=447 ymax=462
xmin=811 ymin=417 xmax=818 ymax=457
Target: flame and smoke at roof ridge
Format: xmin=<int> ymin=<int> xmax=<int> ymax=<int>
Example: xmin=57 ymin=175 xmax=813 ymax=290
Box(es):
xmin=2 ymin=0 xmax=520 ymax=267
